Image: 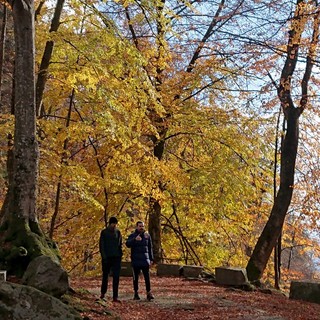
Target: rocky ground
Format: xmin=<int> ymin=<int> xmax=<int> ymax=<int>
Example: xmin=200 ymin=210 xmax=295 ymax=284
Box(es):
xmin=69 ymin=275 xmax=320 ymax=320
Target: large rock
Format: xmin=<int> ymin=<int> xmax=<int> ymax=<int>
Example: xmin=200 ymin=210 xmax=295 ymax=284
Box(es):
xmin=22 ymin=255 xmax=69 ymax=297
xmin=0 ymin=281 xmax=82 ymax=320
xmin=157 ymin=264 xmax=181 ymax=276
xmin=289 ymin=280 xmax=320 ymax=304
xmin=181 ymin=265 xmax=204 ymax=278
xmin=215 ymin=266 xmax=248 ymax=286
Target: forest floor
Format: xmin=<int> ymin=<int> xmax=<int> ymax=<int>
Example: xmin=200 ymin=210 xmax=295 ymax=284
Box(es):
xmin=70 ymin=275 xmax=320 ymax=320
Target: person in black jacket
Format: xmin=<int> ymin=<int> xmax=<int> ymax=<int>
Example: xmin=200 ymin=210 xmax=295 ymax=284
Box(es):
xmin=126 ymin=220 xmax=154 ymax=301
xmin=99 ymin=216 xmax=122 ymax=303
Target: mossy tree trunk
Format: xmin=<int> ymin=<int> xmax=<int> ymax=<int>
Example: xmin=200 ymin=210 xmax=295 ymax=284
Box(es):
xmin=0 ymin=0 xmax=60 ymax=277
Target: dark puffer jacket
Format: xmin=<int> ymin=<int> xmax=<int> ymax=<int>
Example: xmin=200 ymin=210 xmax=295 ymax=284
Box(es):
xmin=126 ymin=230 xmax=154 ymax=267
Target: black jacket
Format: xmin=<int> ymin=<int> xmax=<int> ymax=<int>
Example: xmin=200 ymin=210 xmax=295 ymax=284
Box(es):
xmin=126 ymin=230 xmax=154 ymax=267
xmin=99 ymin=226 xmax=122 ymax=260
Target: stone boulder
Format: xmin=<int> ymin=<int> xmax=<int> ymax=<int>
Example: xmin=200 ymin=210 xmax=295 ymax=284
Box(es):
xmin=157 ymin=264 xmax=181 ymax=277
xmin=215 ymin=266 xmax=248 ymax=286
xmin=181 ymin=265 xmax=204 ymax=278
xmin=0 ymin=281 xmax=82 ymax=320
xmin=22 ymin=255 xmax=69 ymax=297
xmin=289 ymin=280 xmax=320 ymax=304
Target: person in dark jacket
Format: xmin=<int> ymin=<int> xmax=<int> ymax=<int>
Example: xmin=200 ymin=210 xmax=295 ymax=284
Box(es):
xmin=99 ymin=216 xmax=122 ymax=303
xmin=126 ymin=220 xmax=154 ymax=301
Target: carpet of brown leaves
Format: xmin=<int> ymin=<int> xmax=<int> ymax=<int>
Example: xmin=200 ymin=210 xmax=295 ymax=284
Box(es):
xmin=70 ymin=275 xmax=320 ymax=320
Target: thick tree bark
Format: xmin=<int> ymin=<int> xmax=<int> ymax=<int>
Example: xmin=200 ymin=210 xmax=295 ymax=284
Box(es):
xmin=0 ymin=134 xmax=14 ymax=221
xmin=12 ymin=0 xmax=38 ymax=221
xmin=0 ymin=0 xmax=60 ymax=276
xmin=0 ymin=5 xmax=14 ymax=114
xmin=0 ymin=4 xmax=7 ymax=102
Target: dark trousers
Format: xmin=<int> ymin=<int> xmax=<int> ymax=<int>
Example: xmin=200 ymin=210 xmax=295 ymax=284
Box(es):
xmin=101 ymin=257 xmax=121 ymax=299
xmin=132 ymin=265 xmax=151 ymax=293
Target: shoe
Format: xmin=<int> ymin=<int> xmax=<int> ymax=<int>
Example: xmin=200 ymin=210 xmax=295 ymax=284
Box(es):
xmin=99 ymin=294 xmax=106 ymax=302
xmin=133 ymin=292 xmax=140 ymax=300
xmin=147 ymin=291 xmax=154 ymax=301
xmin=112 ymin=298 xmax=121 ymax=303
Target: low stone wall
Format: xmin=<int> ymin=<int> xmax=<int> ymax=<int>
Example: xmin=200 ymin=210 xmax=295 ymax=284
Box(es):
xmin=156 ymin=264 xmax=204 ymax=278
xmin=156 ymin=264 xmax=181 ymax=276
xmin=215 ymin=267 xmax=248 ymax=286
xmin=181 ymin=265 xmax=204 ymax=278
xmin=120 ymin=262 xmax=133 ymax=277
xmin=290 ymin=280 xmax=320 ymax=304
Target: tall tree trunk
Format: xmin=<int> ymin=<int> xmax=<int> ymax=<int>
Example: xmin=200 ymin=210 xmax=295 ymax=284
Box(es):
xmin=147 ymin=137 xmax=166 ymax=263
xmin=12 ymin=0 xmax=38 ymax=221
xmin=0 ymin=5 xmax=14 ymax=114
xmin=274 ymin=235 xmax=281 ymax=289
xmin=246 ymin=0 xmax=319 ymax=282
xmin=146 ymin=0 xmax=166 ymax=264
xmin=0 ymin=4 xmax=7 ymax=103
xmin=148 ymin=198 xmax=162 ymax=263
xmin=273 ymin=109 xmax=284 ymax=289
xmin=0 ymin=0 xmax=60 ymax=276
xmin=36 ymin=0 xmax=65 ymax=116
xmin=49 ymin=88 xmax=73 ymax=239
xmin=247 ymin=109 xmax=299 ymax=281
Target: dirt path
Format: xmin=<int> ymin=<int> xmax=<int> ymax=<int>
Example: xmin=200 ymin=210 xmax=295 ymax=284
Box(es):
xmin=70 ymin=276 xmax=320 ymax=320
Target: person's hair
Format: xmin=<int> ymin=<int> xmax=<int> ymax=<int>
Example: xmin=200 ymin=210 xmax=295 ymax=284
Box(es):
xmin=109 ymin=216 xmax=118 ymax=225
xmin=136 ymin=220 xmax=144 ymax=226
